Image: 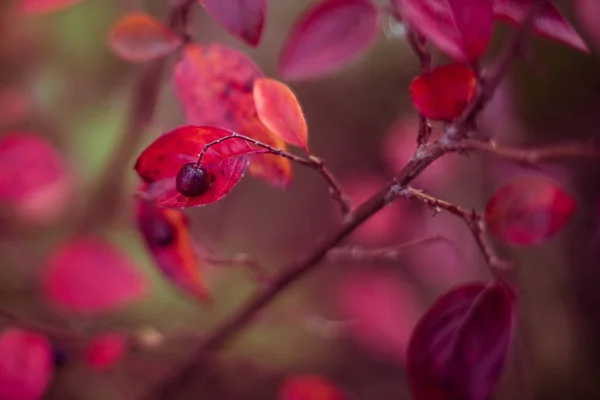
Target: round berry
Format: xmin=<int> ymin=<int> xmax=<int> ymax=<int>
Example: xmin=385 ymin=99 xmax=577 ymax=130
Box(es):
xmin=175 ymin=163 xmax=211 ymax=197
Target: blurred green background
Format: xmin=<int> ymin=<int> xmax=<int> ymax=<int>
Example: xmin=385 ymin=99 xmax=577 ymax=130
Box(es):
xmin=2 ymin=0 xmax=600 ymax=399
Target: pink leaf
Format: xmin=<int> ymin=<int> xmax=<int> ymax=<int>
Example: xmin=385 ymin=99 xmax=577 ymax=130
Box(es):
xmin=0 ymin=133 xmax=72 ymax=225
xmin=199 ymin=0 xmax=266 ymax=47
xmin=575 ymin=0 xmax=600 ymax=51
xmin=278 ymin=0 xmax=380 ymax=80
xmin=494 ymin=0 xmax=589 ymax=53
xmin=407 ymin=281 xmax=516 ymax=400
xmin=0 ymin=328 xmax=53 ymax=400
xmin=394 ymin=0 xmax=494 ymax=61
xmin=135 ymin=125 xmax=264 ymax=208
xmin=84 ymin=332 xmax=128 ymax=371
xmin=485 ymin=175 xmax=577 ymax=246
xmin=17 ymin=0 xmax=83 ymax=15
xmin=174 ymin=44 xmax=292 ymax=188
xmin=42 ymin=237 xmax=147 ymax=312
xmin=108 ymin=12 xmax=182 ymax=63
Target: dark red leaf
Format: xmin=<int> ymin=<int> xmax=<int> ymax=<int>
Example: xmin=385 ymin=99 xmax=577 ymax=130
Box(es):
xmin=253 ymin=78 xmax=309 ymax=151
xmin=407 ymin=281 xmax=516 ymax=400
xmin=278 ymin=0 xmax=379 ymax=80
xmin=136 ymin=197 xmax=210 ymax=301
xmin=199 ymin=0 xmax=266 ymax=47
xmin=485 ymin=175 xmax=577 ymax=246
xmin=135 ymin=125 xmax=264 ymax=208
xmin=410 ymin=63 xmax=476 ymax=120
xmin=42 ymin=237 xmax=147 ymax=312
xmin=174 ymin=44 xmax=292 ymax=188
xmin=0 ymin=133 xmax=72 ymax=225
xmin=394 ymin=0 xmax=494 ymax=61
xmin=84 ymin=332 xmax=127 ymax=371
xmin=17 ymin=0 xmax=83 ymax=15
xmin=108 ymin=12 xmax=182 ymax=63
xmin=0 ymin=329 xmax=53 ymax=400
xmin=494 ymin=0 xmax=589 ymax=53
xmin=279 ymin=374 xmax=346 ymax=400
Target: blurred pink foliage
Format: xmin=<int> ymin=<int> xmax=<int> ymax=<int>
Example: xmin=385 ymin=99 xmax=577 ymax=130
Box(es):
xmin=84 ymin=332 xmax=128 ymax=371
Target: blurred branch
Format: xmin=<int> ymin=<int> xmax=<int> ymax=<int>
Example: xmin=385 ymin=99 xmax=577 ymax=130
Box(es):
xmin=77 ymin=0 xmax=195 ymax=234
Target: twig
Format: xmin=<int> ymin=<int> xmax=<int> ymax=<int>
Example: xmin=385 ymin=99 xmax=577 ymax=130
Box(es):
xmin=406 ymin=31 xmax=433 ymax=145
xmin=453 ymin=138 xmax=600 ymax=165
xmin=400 ymin=187 xmax=512 ymax=273
xmin=77 ymin=0 xmax=196 ymax=233
xmin=202 ymin=254 xmax=271 ymax=286
xmin=197 ymin=132 xmax=351 ymax=215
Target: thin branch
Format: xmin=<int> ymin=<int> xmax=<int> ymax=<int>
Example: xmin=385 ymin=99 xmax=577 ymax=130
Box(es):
xmin=406 ymin=31 xmax=433 ymax=145
xmin=453 ymin=138 xmax=600 ymax=165
xmin=197 ymin=132 xmax=351 ymax=215
xmin=400 ymin=187 xmax=512 ymax=273
xmin=202 ymin=254 xmax=271 ymax=286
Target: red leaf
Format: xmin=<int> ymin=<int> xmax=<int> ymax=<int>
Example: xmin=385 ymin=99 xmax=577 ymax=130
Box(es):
xmin=409 ymin=63 xmax=476 ymax=120
xmin=0 ymin=133 xmax=72 ymax=225
xmin=394 ymin=0 xmax=494 ymax=61
xmin=494 ymin=0 xmax=589 ymax=53
xmin=135 ymin=125 xmax=264 ymax=208
xmin=407 ymin=281 xmax=516 ymax=400
xmin=199 ymin=0 xmax=266 ymax=47
xmin=108 ymin=12 xmax=182 ymax=63
xmin=0 ymin=328 xmax=53 ymax=400
xmin=17 ymin=0 xmax=83 ymax=15
xmin=84 ymin=332 xmax=127 ymax=371
xmin=136 ymin=197 xmax=210 ymax=301
xmin=279 ymin=374 xmax=346 ymax=400
xmin=253 ymin=78 xmax=309 ymax=151
xmin=485 ymin=176 xmax=577 ymax=246
xmin=43 ymin=237 xmax=147 ymax=312
xmin=278 ymin=0 xmax=379 ymax=80
xmin=174 ymin=44 xmax=292 ymax=188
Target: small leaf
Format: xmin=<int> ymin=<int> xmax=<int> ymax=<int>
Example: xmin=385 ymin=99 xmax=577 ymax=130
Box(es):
xmin=0 ymin=328 xmax=53 ymax=400
xmin=407 ymin=281 xmax=516 ymax=400
xmin=135 ymin=125 xmax=264 ymax=208
xmin=84 ymin=332 xmax=128 ymax=371
xmin=394 ymin=0 xmax=494 ymax=61
xmin=494 ymin=0 xmax=589 ymax=53
xmin=174 ymin=44 xmax=292 ymax=188
xmin=42 ymin=237 xmax=147 ymax=312
xmin=136 ymin=197 xmax=210 ymax=301
xmin=409 ymin=63 xmax=476 ymax=120
xmin=0 ymin=133 xmax=72 ymax=225
xmin=17 ymin=0 xmax=83 ymax=15
xmin=278 ymin=0 xmax=380 ymax=80
xmin=199 ymin=0 xmax=266 ymax=47
xmin=485 ymin=176 xmax=577 ymax=246
xmin=279 ymin=374 xmax=346 ymax=400
xmin=253 ymin=78 xmax=309 ymax=151
xmin=108 ymin=12 xmax=182 ymax=63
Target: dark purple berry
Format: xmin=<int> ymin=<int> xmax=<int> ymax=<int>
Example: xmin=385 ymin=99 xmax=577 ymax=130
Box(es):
xmin=175 ymin=163 xmax=211 ymax=197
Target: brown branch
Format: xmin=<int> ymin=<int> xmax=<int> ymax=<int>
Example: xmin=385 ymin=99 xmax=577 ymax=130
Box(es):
xmin=146 ymin=2 xmax=548 ymax=397
xmin=77 ymin=0 xmax=195 ymax=234
xmin=453 ymin=138 xmax=600 ymax=164
xmin=401 ymin=187 xmax=512 ymax=273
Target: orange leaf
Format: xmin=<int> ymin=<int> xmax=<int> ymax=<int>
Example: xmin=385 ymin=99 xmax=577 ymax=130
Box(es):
xmin=409 ymin=63 xmax=476 ymax=120
xmin=254 ymin=78 xmax=309 ymax=152
xmin=108 ymin=12 xmax=182 ymax=63
xmin=174 ymin=44 xmax=292 ymax=188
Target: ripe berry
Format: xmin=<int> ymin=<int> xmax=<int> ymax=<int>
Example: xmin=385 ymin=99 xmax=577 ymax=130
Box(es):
xmin=175 ymin=163 xmax=211 ymax=197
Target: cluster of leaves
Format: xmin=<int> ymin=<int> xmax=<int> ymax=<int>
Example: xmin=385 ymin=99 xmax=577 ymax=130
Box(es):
xmin=0 ymin=0 xmax=593 ymax=399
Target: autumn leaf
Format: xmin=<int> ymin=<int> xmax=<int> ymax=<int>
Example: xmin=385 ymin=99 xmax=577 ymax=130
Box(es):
xmin=174 ymin=44 xmax=292 ymax=188
xmin=253 ymin=78 xmax=309 ymax=151
xmin=278 ymin=0 xmax=380 ymax=80
xmin=42 ymin=237 xmax=147 ymax=312
xmin=494 ymin=0 xmax=589 ymax=53
xmin=410 ymin=63 xmax=476 ymax=120
xmin=199 ymin=0 xmax=266 ymax=47
xmin=136 ymin=197 xmax=210 ymax=301
xmin=407 ymin=281 xmax=515 ymax=400
xmin=108 ymin=12 xmax=182 ymax=63
xmin=485 ymin=175 xmax=577 ymax=246
xmin=394 ymin=0 xmax=494 ymax=62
